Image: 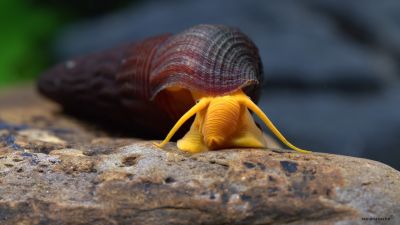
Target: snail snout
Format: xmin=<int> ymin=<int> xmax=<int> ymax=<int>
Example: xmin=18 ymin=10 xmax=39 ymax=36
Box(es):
xmin=202 ymin=96 xmax=240 ymax=149
xmin=205 ymin=136 xmax=224 ymax=150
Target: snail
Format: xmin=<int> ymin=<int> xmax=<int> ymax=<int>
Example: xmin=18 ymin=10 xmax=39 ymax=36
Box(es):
xmin=38 ymin=24 xmax=310 ymax=153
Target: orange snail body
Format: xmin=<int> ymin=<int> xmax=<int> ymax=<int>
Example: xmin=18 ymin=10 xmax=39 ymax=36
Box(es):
xmin=38 ymin=24 xmax=310 ymax=153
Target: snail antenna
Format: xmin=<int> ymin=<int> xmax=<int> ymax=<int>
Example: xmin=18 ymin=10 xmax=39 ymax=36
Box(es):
xmin=155 ymin=98 xmax=211 ymax=148
xmin=238 ymin=96 xmax=311 ymax=153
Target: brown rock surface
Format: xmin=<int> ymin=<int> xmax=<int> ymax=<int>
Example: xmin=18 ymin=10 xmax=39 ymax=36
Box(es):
xmin=0 ymin=86 xmax=399 ymax=225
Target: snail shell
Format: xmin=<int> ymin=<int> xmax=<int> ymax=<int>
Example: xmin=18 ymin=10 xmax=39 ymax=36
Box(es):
xmin=38 ymin=24 xmax=263 ymax=138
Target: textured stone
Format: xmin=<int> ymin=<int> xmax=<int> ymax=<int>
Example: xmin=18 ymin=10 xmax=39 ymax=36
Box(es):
xmin=0 ymin=86 xmax=399 ymax=225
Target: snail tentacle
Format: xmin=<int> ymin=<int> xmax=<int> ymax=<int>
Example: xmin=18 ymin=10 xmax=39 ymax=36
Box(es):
xmin=176 ymin=110 xmax=208 ymax=153
xmin=154 ymin=97 xmax=211 ymax=148
xmin=237 ymin=95 xmax=311 ymax=153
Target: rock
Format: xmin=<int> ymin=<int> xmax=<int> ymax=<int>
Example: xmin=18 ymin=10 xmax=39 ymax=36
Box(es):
xmin=36 ymin=0 xmax=131 ymax=16
xmin=0 ymin=86 xmax=399 ymax=224
xmin=306 ymin=0 xmax=400 ymax=60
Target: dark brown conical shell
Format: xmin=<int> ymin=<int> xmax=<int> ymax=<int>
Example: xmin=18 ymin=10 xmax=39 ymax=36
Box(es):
xmin=38 ymin=24 xmax=263 ymax=138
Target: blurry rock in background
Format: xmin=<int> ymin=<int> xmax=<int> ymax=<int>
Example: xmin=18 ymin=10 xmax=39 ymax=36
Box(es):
xmin=46 ymin=0 xmax=400 ymax=170
xmin=33 ymin=0 xmax=132 ymax=17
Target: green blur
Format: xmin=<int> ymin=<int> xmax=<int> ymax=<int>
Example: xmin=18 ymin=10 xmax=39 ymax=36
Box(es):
xmin=0 ymin=0 xmax=62 ymax=87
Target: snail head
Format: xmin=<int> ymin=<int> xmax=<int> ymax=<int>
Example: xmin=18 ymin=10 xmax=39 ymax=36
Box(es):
xmin=155 ymin=90 xmax=310 ymax=153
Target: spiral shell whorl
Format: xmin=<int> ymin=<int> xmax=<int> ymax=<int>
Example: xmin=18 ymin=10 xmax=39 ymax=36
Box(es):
xmin=117 ymin=34 xmax=172 ymax=99
xmin=150 ymin=24 xmax=263 ymax=99
xmin=37 ymin=24 xmax=264 ymax=138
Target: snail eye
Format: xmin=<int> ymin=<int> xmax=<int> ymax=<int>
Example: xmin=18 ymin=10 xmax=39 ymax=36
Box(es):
xmin=196 ymin=100 xmax=200 ymax=104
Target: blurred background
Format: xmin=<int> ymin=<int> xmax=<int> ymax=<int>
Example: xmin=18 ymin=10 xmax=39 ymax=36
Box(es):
xmin=0 ymin=0 xmax=399 ymax=169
